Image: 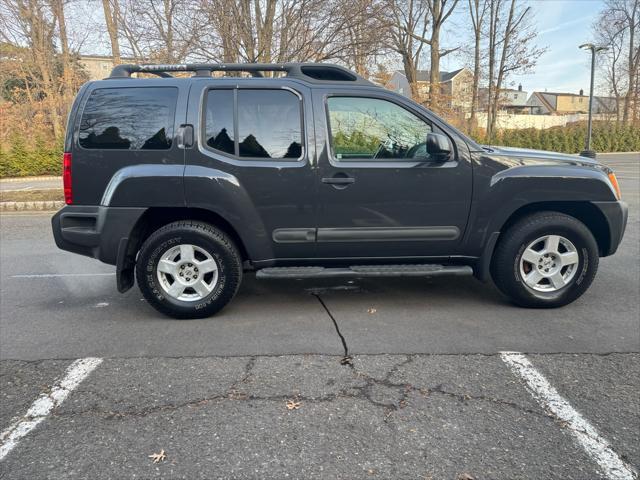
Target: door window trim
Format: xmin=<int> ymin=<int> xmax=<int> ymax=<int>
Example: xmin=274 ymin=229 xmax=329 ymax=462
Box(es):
xmin=323 ymin=92 xmax=457 ymax=169
xmin=200 ymin=86 xmax=306 ymax=165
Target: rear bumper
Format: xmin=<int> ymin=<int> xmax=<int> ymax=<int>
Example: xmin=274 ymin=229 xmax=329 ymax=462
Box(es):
xmin=51 ymin=205 xmax=147 ymax=265
xmin=591 ymin=200 xmax=628 ymax=256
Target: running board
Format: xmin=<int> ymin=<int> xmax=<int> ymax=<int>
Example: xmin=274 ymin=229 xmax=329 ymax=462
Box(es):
xmin=256 ymin=264 xmax=473 ymax=279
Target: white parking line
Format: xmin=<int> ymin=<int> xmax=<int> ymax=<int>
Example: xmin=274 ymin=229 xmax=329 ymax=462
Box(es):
xmin=11 ymin=273 xmax=115 ymax=278
xmin=501 ymin=352 xmax=638 ymax=480
xmin=0 ymin=357 xmax=103 ymax=461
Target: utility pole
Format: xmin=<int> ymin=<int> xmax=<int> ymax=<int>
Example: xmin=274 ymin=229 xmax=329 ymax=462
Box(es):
xmin=579 ymin=43 xmax=608 ymax=158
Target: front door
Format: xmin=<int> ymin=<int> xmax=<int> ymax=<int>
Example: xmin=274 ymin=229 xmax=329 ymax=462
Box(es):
xmin=313 ymin=91 xmax=472 ymax=260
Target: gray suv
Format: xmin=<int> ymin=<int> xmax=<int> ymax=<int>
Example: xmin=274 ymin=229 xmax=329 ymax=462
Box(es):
xmin=52 ymin=63 xmax=628 ymax=318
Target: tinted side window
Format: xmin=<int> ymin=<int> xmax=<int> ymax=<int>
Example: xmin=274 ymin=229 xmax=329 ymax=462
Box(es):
xmin=327 ymin=97 xmax=431 ymax=160
xmin=204 ymin=89 xmax=234 ymax=155
xmin=204 ymin=88 xmax=303 ymax=159
xmin=237 ymin=90 xmax=302 ymax=159
xmin=79 ymin=87 xmax=177 ymax=150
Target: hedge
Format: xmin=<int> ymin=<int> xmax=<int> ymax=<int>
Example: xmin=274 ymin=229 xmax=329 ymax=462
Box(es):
xmin=472 ymin=121 xmax=640 ymax=154
xmin=0 ymin=121 xmax=638 ymax=178
xmin=0 ymin=135 xmax=63 ymax=177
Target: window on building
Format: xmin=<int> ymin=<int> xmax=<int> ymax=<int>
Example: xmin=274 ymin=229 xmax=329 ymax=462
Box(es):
xmin=327 ymin=96 xmax=432 ymax=161
xmin=79 ymin=87 xmax=177 ymax=150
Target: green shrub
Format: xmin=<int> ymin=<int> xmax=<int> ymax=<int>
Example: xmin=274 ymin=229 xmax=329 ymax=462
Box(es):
xmin=0 ymin=135 xmax=63 ymax=177
xmin=471 ymin=121 xmax=639 ymax=154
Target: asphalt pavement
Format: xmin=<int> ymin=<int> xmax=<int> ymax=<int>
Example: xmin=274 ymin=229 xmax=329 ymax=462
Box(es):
xmin=0 ymin=177 xmax=62 ymax=192
xmin=0 ymin=153 xmax=638 ymax=479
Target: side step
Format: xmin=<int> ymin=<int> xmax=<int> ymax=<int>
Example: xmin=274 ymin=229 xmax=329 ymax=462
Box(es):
xmin=256 ymin=264 xmax=473 ymax=279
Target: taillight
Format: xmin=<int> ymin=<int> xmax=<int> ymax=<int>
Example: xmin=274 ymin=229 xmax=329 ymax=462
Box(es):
xmin=63 ymin=152 xmax=72 ymax=204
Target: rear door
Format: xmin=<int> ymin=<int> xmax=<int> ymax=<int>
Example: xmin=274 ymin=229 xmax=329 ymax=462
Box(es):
xmin=184 ymin=79 xmax=318 ymax=262
xmin=313 ymin=89 xmax=473 ymax=259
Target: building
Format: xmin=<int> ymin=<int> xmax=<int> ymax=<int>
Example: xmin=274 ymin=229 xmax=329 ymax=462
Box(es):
xmin=79 ymin=55 xmax=134 ymax=80
xmin=479 ymin=85 xmax=529 ymax=113
xmin=526 ymin=90 xmax=621 ymax=116
xmin=526 ymin=90 xmax=591 ymax=115
xmin=385 ymin=68 xmax=474 ymax=112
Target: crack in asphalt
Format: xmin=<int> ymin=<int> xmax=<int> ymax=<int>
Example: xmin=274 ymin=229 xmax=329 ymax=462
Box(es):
xmin=50 ymin=355 xmax=547 ymax=423
xmin=311 ymin=293 xmax=350 ymax=360
xmin=2 ymin=352 xmax=638 ymax=363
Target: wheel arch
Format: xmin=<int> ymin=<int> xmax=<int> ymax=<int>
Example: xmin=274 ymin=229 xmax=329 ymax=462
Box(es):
xmin=128 ymin=207 xmax=250 ymax=263
xmin=497 ymin=201 xmax=611 ymax=256
xmin=474 ymin=201 xmax=610 ymax=283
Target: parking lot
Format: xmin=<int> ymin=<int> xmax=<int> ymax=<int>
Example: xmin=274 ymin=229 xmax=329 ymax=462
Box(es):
xmin=1 ymin=153 xmax=638 ymax=478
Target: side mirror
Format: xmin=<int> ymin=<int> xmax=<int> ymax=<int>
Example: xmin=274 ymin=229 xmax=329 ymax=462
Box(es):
xmin=426 ymin=132 xmax=452 ymax=162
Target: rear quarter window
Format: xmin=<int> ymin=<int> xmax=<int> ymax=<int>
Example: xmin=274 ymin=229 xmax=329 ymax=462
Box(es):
xmin=78 ymin=87 xmax=178 ymax=150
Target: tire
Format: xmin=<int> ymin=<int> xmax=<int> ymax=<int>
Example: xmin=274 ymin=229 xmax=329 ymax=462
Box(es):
xmin=136 ymin=221 xmax=242 ymax=319
xmin=490 ymin=212 xmax=599 ymax=308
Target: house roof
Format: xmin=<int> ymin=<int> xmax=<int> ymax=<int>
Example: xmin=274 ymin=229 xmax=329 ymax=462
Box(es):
xmin=395 ymin=68 xmax=467 ymax=83
xmin=536 ymin=91 xmax=586 ymax=97
xmin=532 ymin=92 xmax=556 ymax=112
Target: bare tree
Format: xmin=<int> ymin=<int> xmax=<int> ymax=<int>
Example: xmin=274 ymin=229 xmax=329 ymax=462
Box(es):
xmin=424 ymin=0 xmax=459 ymax=106
xmin=399 ymin=0 xmax=460 ymax=108
xmin=595 ymin=0 xmax=639 ymax=124
xmin=114 ymin=0 xmax=207 ymax=62
xmin=0 ymin=0 xmax=62 ymax=137
xmin=197 ymin=0 xmax=385 ymax=73
xmin=485 ymin=0 xmax=543 ymax=140
xmin=386 ymin=0 xmax=429 ymax=97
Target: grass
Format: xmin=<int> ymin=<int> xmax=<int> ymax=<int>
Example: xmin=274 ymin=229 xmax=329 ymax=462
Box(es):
xmin=0 ymin=188 xmax=63 ymax=202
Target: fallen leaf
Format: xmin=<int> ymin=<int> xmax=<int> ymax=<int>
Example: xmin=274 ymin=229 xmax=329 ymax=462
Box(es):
xmin=286 ymin=399 xmax=301 ymax=410
xmin=367 ymin=308 xmax=377 ymax=314
xmin=148 ymin=449 xmax=166 ymax=463
xmin=458 ymin=474 xmax=475 ymax=480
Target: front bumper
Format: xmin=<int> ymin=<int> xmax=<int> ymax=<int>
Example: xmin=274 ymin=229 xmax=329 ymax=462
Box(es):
xmin=51 ymin=205 xmax=147 ymax=265
xmin=591 ymin=200 xmax=628 ymax=256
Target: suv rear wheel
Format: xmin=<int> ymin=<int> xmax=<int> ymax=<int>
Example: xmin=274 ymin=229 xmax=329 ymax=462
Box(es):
xmin=491 ymin=212 xmax=599 ymax=308
xmin=136 ymin=221 xmax=242 ymax=319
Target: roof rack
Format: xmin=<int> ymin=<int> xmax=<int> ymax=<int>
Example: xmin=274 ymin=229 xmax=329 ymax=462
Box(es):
xmin=108 ymin=62 xmax=374 ymax=85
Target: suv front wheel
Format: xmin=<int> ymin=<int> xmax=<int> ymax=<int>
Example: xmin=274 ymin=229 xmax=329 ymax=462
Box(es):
xmin=136 ymin=221 xmax=242 ymax=319
xmin=491 ymin=212 xmax=599 ymax=308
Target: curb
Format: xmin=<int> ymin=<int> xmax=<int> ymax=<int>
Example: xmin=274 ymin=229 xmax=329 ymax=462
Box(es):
xmin=0 ymin=176 xmax=62 ymax=183
xmin=0 ymin=201 xmax=64 ymax=212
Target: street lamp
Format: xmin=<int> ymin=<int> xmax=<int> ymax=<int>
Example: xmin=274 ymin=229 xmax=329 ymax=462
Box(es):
xmin=579 ymin=43 xmax=608 ymax=158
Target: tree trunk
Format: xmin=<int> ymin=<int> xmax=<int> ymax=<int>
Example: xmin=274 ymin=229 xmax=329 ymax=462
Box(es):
xmin=470 ymin=15 xmax=481 ymax=126
xmin=429 ymin=23 xmax=441 ymax=108
xmin=486 ymin=0 xmax=497 ymax=140
xmin=623 ymin=3 xmax=638 ymax=125
xmin=49 ymin=0 xmax=72 ymax=103
xmin=102 ymin=0 xmax=121 ymax=64
xmin=490 ymin=0 xmax=516 ymax=137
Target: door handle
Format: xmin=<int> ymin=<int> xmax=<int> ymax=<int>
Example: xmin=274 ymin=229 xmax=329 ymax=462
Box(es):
xmin=177 ymin=124 xmax=194 ymax=149
xmin=321 ymin=176 xmax=355 ymax=185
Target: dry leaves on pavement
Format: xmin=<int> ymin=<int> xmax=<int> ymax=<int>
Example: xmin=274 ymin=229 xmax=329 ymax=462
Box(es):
xmin=149 ymin=449 xmax=166 ymax=463
xmin=286 ymin=399 xmax=302 ymax=410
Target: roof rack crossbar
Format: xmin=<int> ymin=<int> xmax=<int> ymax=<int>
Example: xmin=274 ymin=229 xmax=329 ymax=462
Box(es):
xmin=108 ymin=62 xmax=372 ymax=85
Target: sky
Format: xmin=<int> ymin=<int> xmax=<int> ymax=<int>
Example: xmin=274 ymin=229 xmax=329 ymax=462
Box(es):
xmin=439 ymin=0 xmax=606 ymax=95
